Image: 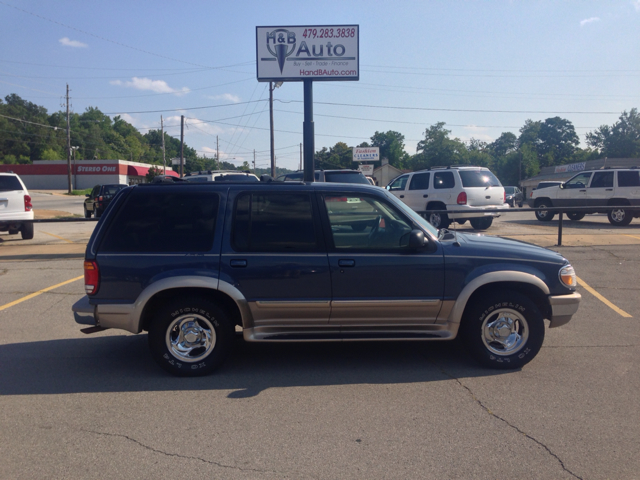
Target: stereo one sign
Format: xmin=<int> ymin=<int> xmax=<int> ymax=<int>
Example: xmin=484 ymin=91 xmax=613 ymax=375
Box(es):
xmin=256 ymin=25 xmax=359 ymax=82
xmin=353 ymin=147 xmax=379 ymax=162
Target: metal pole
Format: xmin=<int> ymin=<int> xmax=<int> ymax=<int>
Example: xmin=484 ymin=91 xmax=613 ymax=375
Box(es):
xmin=557 ymin=211 xmax=564 ymax=246
xmin=66 ymin=84 xmax=72 ymax=193
xmin=299 ymin=143 xmax=302 ymax=171
xmin=303 ymin=80 xmax=314 ymax=182
xmin=253 ymin=149 xmax=256 ymax=173
xmin=216 ymin=136 xmax=219 ymax=170
xmin=270 ymin=82 xmax=276 ymax=177
xmin=180 ymin=115 xmax=184 ymax=177
xmin=161 ymin=115 xmax=166 ymax=175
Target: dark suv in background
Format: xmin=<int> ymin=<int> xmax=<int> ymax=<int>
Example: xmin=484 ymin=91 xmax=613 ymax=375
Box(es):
xmin=73 ymin=180 xmax=580 ymax=376
xmin=84 ymin=184 xmax=128 ymax=218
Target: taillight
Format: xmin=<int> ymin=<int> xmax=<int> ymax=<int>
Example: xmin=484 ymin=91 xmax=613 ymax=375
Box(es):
xmin=504 ymin=191 xmax=506 ymax=203
xmin=456 ymin=192 xmax=467 ymax=205
xmin=98 ymin=196 xmax=103 ymax=202
xmin=84 ymin=260 xmax=100 ymax=295
xmin=24 ymin=195 xmax=32 ymax=211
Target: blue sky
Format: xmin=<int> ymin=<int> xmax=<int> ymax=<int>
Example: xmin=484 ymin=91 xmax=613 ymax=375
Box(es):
xmin=1 ymin=0 xmax=639 ymax=170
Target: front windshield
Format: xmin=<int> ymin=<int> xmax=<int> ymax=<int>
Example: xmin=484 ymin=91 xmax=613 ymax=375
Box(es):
xmin=382 ymin=189 xmax=438 ymax=237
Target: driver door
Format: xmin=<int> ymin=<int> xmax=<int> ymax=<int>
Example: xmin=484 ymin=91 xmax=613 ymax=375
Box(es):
xmin=556 ymin=172 xmax=592 ymax=207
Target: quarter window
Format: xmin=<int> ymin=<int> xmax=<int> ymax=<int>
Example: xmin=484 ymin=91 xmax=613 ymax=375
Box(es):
xmin=233 ymin=193 xmax=318 ymax=252
xmin=618 ymin=171 xmax=640 ymax=187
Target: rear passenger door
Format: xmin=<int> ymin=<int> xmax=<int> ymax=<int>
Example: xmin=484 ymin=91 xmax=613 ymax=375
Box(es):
xmin=585 ymin=171 xmax=614 ymax=207
xmin=220 ymin=189 xmax=331 ymax=326
xmin=404 ymin=172 xmax=431 ymax=211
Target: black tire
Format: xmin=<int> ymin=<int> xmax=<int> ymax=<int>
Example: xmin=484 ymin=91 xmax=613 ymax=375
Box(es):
xmin=427 ymin=205 xmax=450 ymax=229
xmin=148 ymin=297 xmax=235 ymax=377
xmin=469 ymin=217 xmax=493 ymax=230
xmin=95 ymin=208 xmax=103 ymax=218
xmin=567 ymin=212 xmax=585 ymax=221
xmin=534 ymin=200 xmax=555 ymax=222
xmin=518 ymin=202 xmax=523 ymax=208
xmin=607 ymin=207 xmax=633 ymax=226
xmin=21 ymin=222 xmax=34 ymax=240
xmin=84 ymin=206 xmax=91 ymax=218
xmin=460 ymin=291 xmax=545 ymax=369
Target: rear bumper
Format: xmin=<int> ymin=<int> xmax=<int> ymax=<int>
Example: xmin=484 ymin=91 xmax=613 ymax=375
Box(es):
xmin=447 ymin=204 xmax=509 ymax=220
xmin=548 ymin=292 xmax=581 ymax=328
xmin=0 ymin=211 xmax=34 ymax=230
xmin=72 ymin=296 xmax=97 ymax=326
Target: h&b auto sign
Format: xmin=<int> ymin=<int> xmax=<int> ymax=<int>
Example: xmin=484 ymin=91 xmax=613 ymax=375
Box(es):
xmin=256 ymin=25 xmax=359 ymax=82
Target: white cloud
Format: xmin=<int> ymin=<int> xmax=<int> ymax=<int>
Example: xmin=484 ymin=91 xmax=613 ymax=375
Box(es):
xmin=59 ymin=37 xmax=88 ymax=48
xmin=632 ymin=0 xmax=640 ymax=11
xmin=205 ymin=93 xmax=241 ymax=103
xmin=580 ymin=17 xmax=600 ymax=26
xmin=110 ymin=77 xmax=190 ymax=96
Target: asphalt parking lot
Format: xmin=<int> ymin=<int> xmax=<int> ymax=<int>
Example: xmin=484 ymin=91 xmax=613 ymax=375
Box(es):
xmin=1 ymin=193 xmax=638 ymax=479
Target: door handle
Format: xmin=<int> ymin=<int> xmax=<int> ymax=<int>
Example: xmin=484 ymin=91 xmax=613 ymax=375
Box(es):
xmin=423 ymin=194 xmax=428 ymax=198
xmin=399 ymin=195 xmax=404 ymax=198
xmin=338 ymin=259 xmax=355 ymax=267
xmin=606 ymin=189 xmax=613 ymax=191
xmin=579 ymin=189 xmax=586 ymax=192
xmin=230 ymin=259 xmax=247 ymax=268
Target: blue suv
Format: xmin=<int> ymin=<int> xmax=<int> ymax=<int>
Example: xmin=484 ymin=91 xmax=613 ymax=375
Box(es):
xmin=73 ymin=180 xmax=581 ymax=376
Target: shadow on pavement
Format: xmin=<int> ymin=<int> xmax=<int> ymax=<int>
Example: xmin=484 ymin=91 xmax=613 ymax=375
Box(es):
xmin=0 ymin=334 xmax=507 ymax=397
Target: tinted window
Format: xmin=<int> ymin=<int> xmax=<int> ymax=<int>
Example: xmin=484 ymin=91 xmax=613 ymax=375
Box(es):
xmin=100 ymin=190 xmax=218 ymax=253
xmin=214 ymin=174 xmax=259 ymax=182
xmin=459 ymin=170 xmax=501 ymax=187
xmin=388 ymin=175 xmax=408 ymax=191
xmin=233 ymin=193 xmax=318 ymax=252
xmin=324 ymin=171 xmax=370 ymax=185
xmin=184 ymin=176 xmax=208 ymax=183
xmin=590 ymin=172 xmax=614 ymax=188
xmin=434 ymin=171 xmax=455 ymax=189
xmin=504 ymin=187 xmax=515 ymax=194
xmin=618 ymin=171 xmax=640 ymax=187
xmin=409 ymin=172 xmax=430 ymax=190
xmin=0 ymin=176 xmax=23 ymax=191
xmin=102 ymin=185 xmax=127 ymax=195
xmin=323 ymin=195 xmax=413 ymax=250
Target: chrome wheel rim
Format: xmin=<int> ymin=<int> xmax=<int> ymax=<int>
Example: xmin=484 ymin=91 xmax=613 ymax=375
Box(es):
xmin=481 ymin=308 xmax=529 ymax=356
xmin=428 ymin=213 xmax=442 ymax=228
xmin=610 ymin=208 xmax=626 ymax=223
xmin=165 ymin=314 xmax=216 ymax=363
xmin=537 ymin=204 xmax=549 ymax=219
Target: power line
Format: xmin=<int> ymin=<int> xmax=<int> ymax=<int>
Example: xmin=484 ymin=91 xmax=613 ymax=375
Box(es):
xmin=103 ymin=99 xmax=268 ymax=115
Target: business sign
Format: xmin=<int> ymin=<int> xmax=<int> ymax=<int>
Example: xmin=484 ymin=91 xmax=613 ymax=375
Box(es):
xmin=358 ymin=164 xmax=374 ymax=176
xmin=554 ymin=162 xmax=586 ymax=173
xmin=256 ymin=25 xmax=359 ymax=82
xmin=353 ymin=147 xmax=379 ymax=162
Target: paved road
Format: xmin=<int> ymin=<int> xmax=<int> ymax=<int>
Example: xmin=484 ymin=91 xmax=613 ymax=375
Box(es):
xmin=0 ymin=196 xmax=638 ymax=479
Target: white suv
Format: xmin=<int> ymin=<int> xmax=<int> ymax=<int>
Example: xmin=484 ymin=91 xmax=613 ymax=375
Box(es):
xmin=0 ymin=172 xmax=34 ymax=239
xmin=528 ymin=168 xmax=640 ymax=226
xmin=386 ymin=166 xmax=506 ymax=230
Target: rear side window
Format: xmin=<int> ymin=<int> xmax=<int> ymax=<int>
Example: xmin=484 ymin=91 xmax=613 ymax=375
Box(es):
xmin=233 ymin=193 xmax=318 ymax=252
xmin=100 ymin=190 xmax=218 ymax=253
xmin=409 ymin=172 xmax=430 ymax=190
xmin=618 ymin=171 xmax=640 ymax=187
xmin=0 ymin=176 xmax=23 ymax=191
xmin=459 ymin=170 xmax=501 ymax=187
xmin=434 ymin=171 xmax=455 ymax=189
xmin=324 ymin=172 xmax=370 ymax=185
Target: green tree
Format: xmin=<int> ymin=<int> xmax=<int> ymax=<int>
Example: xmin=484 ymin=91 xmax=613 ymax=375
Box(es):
xmin=586 ymin=108 xmax=640 ymax=158
xmin=410 ymin=122 xmax=467 ymax=170
xmin=370 ymin=131 xmax=409 ymax=168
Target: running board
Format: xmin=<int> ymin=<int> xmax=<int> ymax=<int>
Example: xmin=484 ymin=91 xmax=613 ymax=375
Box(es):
xmin=243 ymin=325 xmax=456 ymax=342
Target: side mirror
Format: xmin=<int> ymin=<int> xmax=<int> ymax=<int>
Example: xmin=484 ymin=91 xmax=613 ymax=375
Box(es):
xmin=408 ymin=229 xmax=425 ymax=249
xmin=559 ymin=183 xmax=564 ymax=189
xmin=85 ymin=194 xmax=91 ymax=197
xmin=385 ymin=185 xmax=390 ymax=191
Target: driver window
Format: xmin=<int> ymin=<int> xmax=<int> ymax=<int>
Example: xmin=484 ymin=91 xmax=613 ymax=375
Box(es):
xmin=323 ymin=195 xmax=413 ymax=250
xmin=564 ymin=172 xmax=592 ymax=189
xmin=388 ymin=175 xmax=408 ymax=191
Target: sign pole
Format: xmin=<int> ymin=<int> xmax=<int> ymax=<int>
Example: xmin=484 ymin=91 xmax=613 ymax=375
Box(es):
xmin=303 ymin=79 xmax=314 ymax=182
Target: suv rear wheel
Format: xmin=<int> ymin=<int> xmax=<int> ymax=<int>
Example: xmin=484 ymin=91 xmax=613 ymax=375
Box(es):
xmin=461 ymin=291 xmax=545 ymax=369
xmin=426 ymin=204 xmax=450 ymax=229
xmin=21 ymin=222 xmax=34 ymax=240
xmin=148 ymin=297 xmax=235 ymax=377
xmin=608 ymin=207 xmax=633 ymax=226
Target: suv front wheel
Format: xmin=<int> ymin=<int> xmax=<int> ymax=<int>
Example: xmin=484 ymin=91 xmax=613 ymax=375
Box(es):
xmin=148 ymin=297 xmax=235 ymax=377
xmin=461 ymin=291 xmax=545 ymax=369
xmin=534 ymin=200 xmax=555 ymax=222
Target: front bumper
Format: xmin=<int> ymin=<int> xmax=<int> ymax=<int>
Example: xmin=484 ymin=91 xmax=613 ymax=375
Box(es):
xmin=548 ymin=292 xmax=581 ymax=328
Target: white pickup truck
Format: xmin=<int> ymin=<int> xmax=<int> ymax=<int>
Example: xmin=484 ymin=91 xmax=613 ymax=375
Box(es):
xmin=0 ymin=172 xmax=34 ymax=239
xmin=528 ymin=168 xmax=640 ymax=226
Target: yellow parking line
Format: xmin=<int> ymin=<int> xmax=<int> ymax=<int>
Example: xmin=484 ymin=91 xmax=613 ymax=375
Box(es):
xmin=41 ymin=231 xmax=74 ymax=243
xmin=576 ymin=276 xmax=632 ymax=318
xmin=0 ymin=275 xmax=84 ymax=312
xmin=624 ymin=235 xmax=640 ymax=241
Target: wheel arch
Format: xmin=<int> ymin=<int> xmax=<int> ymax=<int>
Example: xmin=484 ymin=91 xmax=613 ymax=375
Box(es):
xmin=607 ymin=198 xmax=631 ymax=206
xmin=426 ymin=201 xmax=447 ymax=211
xmin=447 ymin=272 xmax=551 ymax=326
xmin=534 ymin=197 xmax=553 ymax=207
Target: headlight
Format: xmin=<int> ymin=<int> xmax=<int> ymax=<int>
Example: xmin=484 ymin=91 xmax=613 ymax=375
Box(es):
xmin=559 ymin=265 xmax=577 ymax=288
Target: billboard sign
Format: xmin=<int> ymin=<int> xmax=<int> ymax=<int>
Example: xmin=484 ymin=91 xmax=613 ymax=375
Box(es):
xmin=353 ymin=147 xmax=379 ymax=162
xmin=554 ymin=162 xmax=586 ymax=173
xmin=256 ymin=25 xmax=359 ymax=82
xmin=358 ymin=164 xmax=374 ymax=176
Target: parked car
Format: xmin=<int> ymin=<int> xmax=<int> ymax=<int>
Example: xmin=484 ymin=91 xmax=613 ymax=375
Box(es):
xmin=386 ymin=166 xmax=507 ymax=230
xmin=84 ymin=184 xmax=128 ymax=218
xmin=504 ymin=186 xmax=524 ymax=207
xmin=528 ymin=168 xmax=640 ymax=225
xmin=72 ymin=179 xmax=580 ymax=376
xmin=276 ymin=169 xmax=370 ymax=184
xmin=535 ymin=181 xmax=563 ymax=190
xmin=184 ymin=170 xmax=259 ymax=183
xmin=0 ymin=172 xmax=34 ymax=240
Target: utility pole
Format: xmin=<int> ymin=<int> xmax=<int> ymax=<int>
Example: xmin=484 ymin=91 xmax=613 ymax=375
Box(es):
xmin=161 ymin=115 xmax=166 ymax=175
xmin=253 ymin=149 xmax=256 ymax=173
xmin=299 ymin=143 xmax=302 ymax=171
xmin=269 ymin=81 xmax=283 ymax=177
xmin=66 ymin=84 xmax=71 ymax=193
xmin=216 ymin=135 xmax=219 ymax=170
xmin=180 ymin=115 xmax=184 ymax=177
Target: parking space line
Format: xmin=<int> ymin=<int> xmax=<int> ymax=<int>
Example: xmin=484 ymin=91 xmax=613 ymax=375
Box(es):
xmin=41 ymin=231 xmax=75 ymax=243
xmin=624 ymin=235 xmax=640 ymax=241
xmin=0 ymin=275 xmax=84 ymax=312
xmin=576 ymin=276 xmax=632 ymax=318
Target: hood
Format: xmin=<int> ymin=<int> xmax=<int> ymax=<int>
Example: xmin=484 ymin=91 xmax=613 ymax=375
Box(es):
xmin=448 ymin=232 xmax=566 ymax=264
